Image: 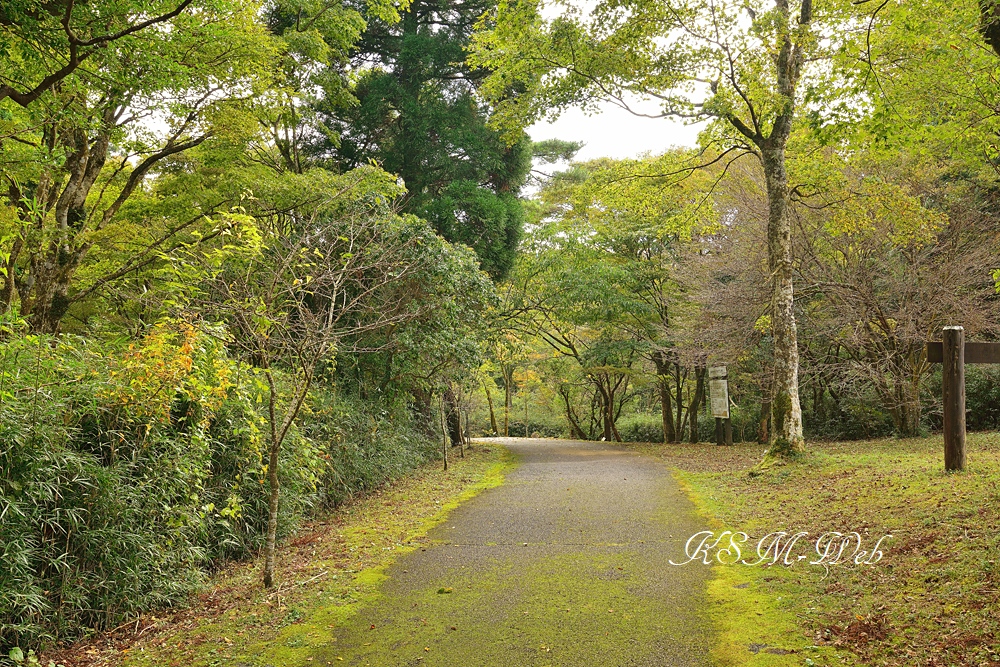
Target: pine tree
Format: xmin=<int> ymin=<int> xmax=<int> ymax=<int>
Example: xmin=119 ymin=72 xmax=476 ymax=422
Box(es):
xmin=315 ymin=0 xmax=532 ymax=281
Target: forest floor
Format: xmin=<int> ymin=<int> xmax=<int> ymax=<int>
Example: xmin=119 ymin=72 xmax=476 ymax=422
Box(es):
xmin=632 ymin=431 xmax=1000 ymax=667
xmin=42 ymin=444 xmax=515 ymax=667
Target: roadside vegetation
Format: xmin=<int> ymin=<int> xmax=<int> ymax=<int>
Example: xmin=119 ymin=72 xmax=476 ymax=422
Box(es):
xmin=634 ymin=433 xmax=1000 ymax=667
xmin=40 ymin=445 xmax=514 ymax=667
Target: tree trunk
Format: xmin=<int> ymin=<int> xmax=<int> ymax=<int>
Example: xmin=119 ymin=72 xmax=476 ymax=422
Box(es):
xmin=263 ymin=375 xmax=282 ymax=589
xmin=610 ymin=413 xmax=622 ymax=442
xmin=443 ymin=385 xmax=463 ymax=447
xmin=559 ymin=385 xmax=587 ymax=439
xmin=653 ymin=352 xmax=676 ymax=444
xmin=688 ymin=366 xmax=706 ymax=443
xmin=460 ymin=409 xmax=468 ymax=453
xmin=600 ymin=387 xmax=613 ymax=441
xmin=483 ymin=380 xmax=499 ymax=435
xmin=261 ymin=367 xmax=315 ymax=589
xmin=503 ymin=369 xmax=512 ymax=437
xmin=440 ymin=397 xmax=448 ymax=471
xmin=23 ymin=258 xmax=79 ymax=334
xmin=674 ymin=364 xmax=684 ymax=443
xmin=762 ymin=142 xmax=804 ymax=455
xmin=660 ymin=377 xmax=675 ymax=444
xmin=758 ymin=395 xmax=771 ymax=444
xmin=524 ymin=388 xmax=529 ymax=436
xmin=263 ymin=433 xmax=280 ymax=588
xmin=889 ymin=375 xmax=922 ymax=437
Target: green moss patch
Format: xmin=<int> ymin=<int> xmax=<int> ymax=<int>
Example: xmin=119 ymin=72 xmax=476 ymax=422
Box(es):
xmin=631 ymin=434 xmax=1000 ymax=666
xmin=308 ymin=550 xmax=706 ymax=666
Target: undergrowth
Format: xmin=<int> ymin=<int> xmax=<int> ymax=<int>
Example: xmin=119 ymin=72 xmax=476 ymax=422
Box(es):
xmin=0 ymin=323 xmax=438 ymax=660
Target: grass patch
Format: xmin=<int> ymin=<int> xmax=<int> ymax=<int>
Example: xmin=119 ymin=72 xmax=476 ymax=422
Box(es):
xmin=43 ymin=444 xmax=516 ymax=667
xmin=668 ymin=470 xmax=834 ymax=667
xmin=630 ymin=433 xmax=1000 ymax=667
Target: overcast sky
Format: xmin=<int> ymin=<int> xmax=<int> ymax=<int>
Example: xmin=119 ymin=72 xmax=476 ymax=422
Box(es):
xmin=526 ymin=100 xmax=706 ymax=161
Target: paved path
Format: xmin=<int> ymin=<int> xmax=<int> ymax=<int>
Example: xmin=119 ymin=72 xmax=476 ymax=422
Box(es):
xmin=310 ymin=438 xmax=714 ymax=666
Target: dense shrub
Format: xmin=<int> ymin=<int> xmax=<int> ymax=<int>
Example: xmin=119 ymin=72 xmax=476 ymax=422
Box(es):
xmin=504 ymin=419 xmax=566 ymax=438
xmin=963 ymin=366 xmax=1000 ymax=432
xmin=617 ymin=414 xmax=664 ymax=443
xmin=0 ymin=324 xmax=436 ymax=655
xmin=800 ymin=389 xmax=905 ymax=441
xmin=693 ymin=405 xmax=758 ymax=444
xmin=303 ymin=393 xmax=438 ymax=508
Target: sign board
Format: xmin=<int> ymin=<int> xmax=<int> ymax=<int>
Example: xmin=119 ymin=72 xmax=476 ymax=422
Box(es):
xmin=708 ymin=366 xmax=729 ymax=419
xmin=926 ymin=341 xmax=1000 ymax=364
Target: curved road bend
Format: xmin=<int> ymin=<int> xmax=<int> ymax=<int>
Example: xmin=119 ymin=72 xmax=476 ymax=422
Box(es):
xmin=309 ymin=437 xmax=714 ymax=667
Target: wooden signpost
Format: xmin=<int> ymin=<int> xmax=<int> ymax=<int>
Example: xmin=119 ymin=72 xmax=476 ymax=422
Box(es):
xmin=709 ymin=366 xmax=733 ymax=446
xmin=926 ymin=326 xmax=1000 ymax=471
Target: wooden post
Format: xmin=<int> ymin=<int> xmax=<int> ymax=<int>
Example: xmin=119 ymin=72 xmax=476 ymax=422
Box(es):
xmin=724 ymin=418 xmax=733 ymax=446
xmin=440 ymin=398 xmax=448 ymax=471
xmin=715 ymin=417 xmax=724 ymax=446
xmin=460 ymin=409 xmax=466 ymax=458
xmin=942 ymin=326 xmax=966 ymax=471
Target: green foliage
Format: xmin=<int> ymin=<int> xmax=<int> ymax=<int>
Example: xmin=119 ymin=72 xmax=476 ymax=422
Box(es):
xmin=303 ymin=394 xmax=439 ymax=508
xmin=0 ymin=0 xmax=277 ymax=332
xmin=0 ymin=323 xmax=438 ymax=655
xmin=616 ymin=414 xmax=664 ymax=443
xmin=966 ymin=367 xmax=1000 ymax=432
xmin=317 ymin=0 xmax=533 ymax=280
xmin=495 ymin=152 xmax=714 ymax=442
xmin=503 ymin=418 xmax=565 ymax=438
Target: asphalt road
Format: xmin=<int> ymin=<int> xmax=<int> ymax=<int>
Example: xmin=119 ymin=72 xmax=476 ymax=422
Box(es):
xmin=309 ymin=438 xmax=714 ymax=666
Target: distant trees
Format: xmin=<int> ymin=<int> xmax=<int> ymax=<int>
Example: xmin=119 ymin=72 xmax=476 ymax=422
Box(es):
xmin=503 ymin=153 xmax=715 ymax=443
xmin=471 ymin=0 xmax=826 ymax=455
xmin=496 ymin=135 xmax=1000 ymax=445
xmin=693 ymin=147 xmax=1000 ymax=440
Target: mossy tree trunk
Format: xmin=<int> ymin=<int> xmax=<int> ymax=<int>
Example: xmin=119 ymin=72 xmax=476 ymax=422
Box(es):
xmin=762 ymin=141 xmax=805 ymax=456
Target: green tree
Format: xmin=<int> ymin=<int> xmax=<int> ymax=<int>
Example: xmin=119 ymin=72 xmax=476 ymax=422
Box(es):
xmin=252 ymin=0 xmax=409 ymax=175
xmin=317 ymin=0 xmax=532 ymax=281
xmin=0 ymin=0 xmax=275 ymax=333
xmin=471 ymin=0 xmax=825 ymax=455
xmin=170 ymin=167 xmax=453 ymax=588
xmin=0 ymin=0 xmax=199 ymax=108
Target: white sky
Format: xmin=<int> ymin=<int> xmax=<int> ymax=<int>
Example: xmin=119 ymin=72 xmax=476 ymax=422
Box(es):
xmin=526 ymin=100 xmax=705 ymax=161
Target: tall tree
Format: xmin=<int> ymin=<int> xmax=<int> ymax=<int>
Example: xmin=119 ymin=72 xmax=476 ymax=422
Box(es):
xmin=471 ymin=0 xmax=823 ymax=455
xmin=317 ymin=0 xmax=532 ymax=281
